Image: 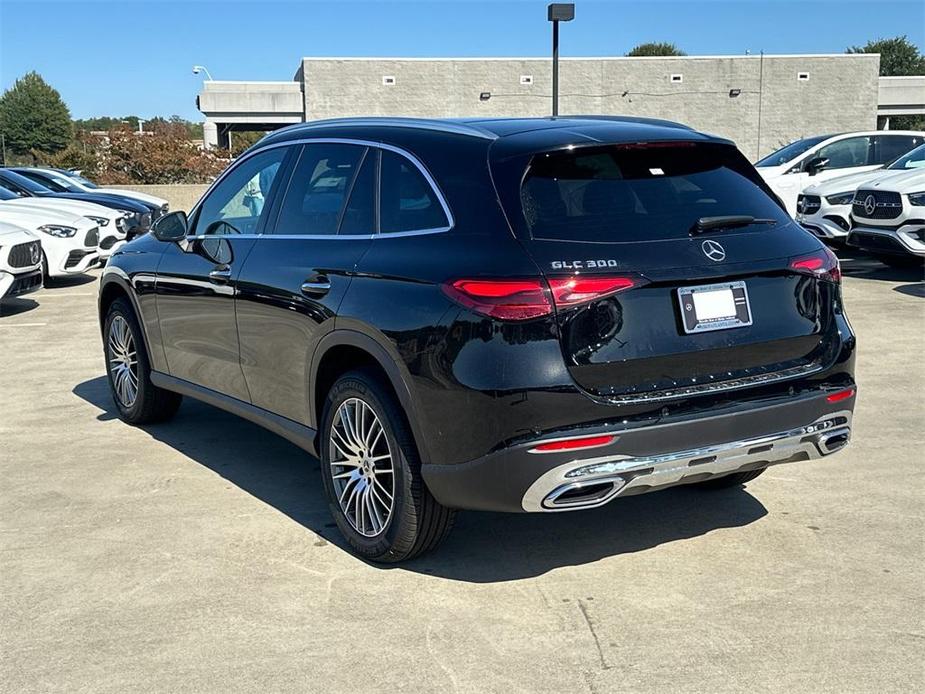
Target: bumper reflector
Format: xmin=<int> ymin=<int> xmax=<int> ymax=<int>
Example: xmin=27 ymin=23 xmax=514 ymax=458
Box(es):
xmin=529 ymin=434 xmax=616 ymax=454
xmin=826 ymin=388 xmax=855 ymax=403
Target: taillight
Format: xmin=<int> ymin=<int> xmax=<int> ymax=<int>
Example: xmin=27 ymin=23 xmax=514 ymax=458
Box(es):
xmin=442 ymin=276 xmax=642 ymax=321
xmin=790 ymin=246 xmax=841 ymax=283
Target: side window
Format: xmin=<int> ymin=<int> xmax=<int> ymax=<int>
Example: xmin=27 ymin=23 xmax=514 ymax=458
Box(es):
xmin=872 ymin=135 xmax=920 ymax=165
xmin=273 ymin=143 xmax=364 ymax=236
xmin=379 ymin=150 xmax=449 ymax=233
xmin=192 ymin=148 xmax=287 ymax=236
xmin=814 ymin=137 xmax=871 ymax=170
xmin=339 ymin=149 xmax=377 ymax=235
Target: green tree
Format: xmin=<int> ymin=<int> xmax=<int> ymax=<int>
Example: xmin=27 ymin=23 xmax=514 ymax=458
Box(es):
xmin=848 ymin=35 xmax=925 ymax=129
xmin=0 ymin=72 xmax=72 ymax=155
xmin=625 ymin=42 xmax=686 ymax=57
xmin=848 ymin=35 xmax=925 ymax=76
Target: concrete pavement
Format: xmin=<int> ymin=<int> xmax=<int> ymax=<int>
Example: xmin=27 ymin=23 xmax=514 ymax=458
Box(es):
xmin=1 ymin=255 xmax=922 ymax=693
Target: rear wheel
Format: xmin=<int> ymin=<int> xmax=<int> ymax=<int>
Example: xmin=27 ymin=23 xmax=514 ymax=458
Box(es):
xmin=319 ymin=370 xmax=455 ymax=562
xmin=104 ymin=297 xmax=182 ymax=424
xmin=695 ymin=468 xmax=765 ymax=489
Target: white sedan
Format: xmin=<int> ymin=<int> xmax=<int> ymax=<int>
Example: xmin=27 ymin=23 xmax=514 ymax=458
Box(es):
xmin=0 ymin=204 xmax=100 ymax=279
xmin=797 ymin=143 xmax=925 ymax=243
xmin=0 ymin=221 xmax=42 ymax=300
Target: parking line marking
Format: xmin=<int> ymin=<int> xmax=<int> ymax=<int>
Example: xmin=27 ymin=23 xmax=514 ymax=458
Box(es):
xmin=0 ymin=322 xmax=47 ymax=327
xmin=38 ymin=292 xmax=95 ymax=297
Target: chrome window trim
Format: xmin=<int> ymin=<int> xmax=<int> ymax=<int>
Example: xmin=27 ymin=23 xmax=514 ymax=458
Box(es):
xmin=186 ymin=137 xmax=455 ymax=240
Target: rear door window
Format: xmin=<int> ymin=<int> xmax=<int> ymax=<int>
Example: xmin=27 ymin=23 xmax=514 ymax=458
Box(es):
xmin=520 ymin=143 xmax=789 ymax=243
xmin=814 ymin=136 xmax=872 ymax=169
xmin=274 ymin=143 xmax=365 ymax=236
xmin=873 ymin=135 xmax=923 ymax=165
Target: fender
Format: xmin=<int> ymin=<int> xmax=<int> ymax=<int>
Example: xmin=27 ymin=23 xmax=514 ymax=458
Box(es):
xmin=309 ymin=327 xmax=433 ymax=466
xmin=99 ymin=266 xmax=166 ymax=373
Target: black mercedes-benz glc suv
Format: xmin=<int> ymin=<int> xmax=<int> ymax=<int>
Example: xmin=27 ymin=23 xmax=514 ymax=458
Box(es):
xmin=98 ymin=117 xmax=856 ymax=561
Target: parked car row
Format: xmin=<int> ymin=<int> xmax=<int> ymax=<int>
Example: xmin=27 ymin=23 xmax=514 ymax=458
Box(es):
xmin=0 ymin=168 xmax=168 ymax=302
xmin=756 ymin=131 xmax=925 ymax=265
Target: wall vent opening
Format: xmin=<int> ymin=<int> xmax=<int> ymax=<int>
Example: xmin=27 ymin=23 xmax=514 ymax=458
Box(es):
xmin=382 ymin=75 xmax=396 ymax=86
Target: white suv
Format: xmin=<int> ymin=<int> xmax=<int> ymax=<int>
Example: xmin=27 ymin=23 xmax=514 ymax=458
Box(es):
xmin=0 ymin=221 xmax=42 ymax=301
xmin=756 ymin=131 xmax=925 ymax=216
xmin=797 ymin=144 xmax=925 ymax=242
xmin=847 ymin=168 xmax=925 ymax=265
xmin=0 ymin=204 xmax=100 ymax=279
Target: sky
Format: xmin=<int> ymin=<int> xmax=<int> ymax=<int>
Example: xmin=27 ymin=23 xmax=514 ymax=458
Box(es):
xmin=1 ymin=0 xmax=923 ymax=121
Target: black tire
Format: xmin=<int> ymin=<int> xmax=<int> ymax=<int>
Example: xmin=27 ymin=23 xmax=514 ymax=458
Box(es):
xmin=319 ymin=370 xmax=455 ymax=562
xmin=103 ymin=297 xmax=182 ymax=424
xmin=695 ymin=468 xmax=766 ymax=489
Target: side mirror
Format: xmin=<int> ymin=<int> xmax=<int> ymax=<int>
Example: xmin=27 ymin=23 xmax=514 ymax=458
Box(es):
xmin=804 ymin=157 xmax=829 ymax=175
xmin=152 ymin=210 xmax=188 ymax=242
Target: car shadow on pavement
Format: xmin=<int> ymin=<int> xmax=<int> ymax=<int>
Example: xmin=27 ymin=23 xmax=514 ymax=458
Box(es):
xmin=44 ymin=273 xmax=98 ymax=289
xmin=74 ymin=375 xmax=768 ymax=582
xmin=0 ymin=297 xmax=39 ymax=317
xmin=837 ymin=249 xmax=923 ymax=284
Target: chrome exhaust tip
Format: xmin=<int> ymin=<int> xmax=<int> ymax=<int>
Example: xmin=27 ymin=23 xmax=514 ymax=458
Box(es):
xmin=543 ymin=477 xmax=626 ymax=510
xmin=816 ymin=429 xmax=850 ymax=455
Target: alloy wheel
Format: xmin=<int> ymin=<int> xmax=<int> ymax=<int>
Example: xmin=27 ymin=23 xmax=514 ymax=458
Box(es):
xmin=329 ymin=397 xmax=395 ymax=537
xmin=108 ymin=315 xmax=139 ymax=408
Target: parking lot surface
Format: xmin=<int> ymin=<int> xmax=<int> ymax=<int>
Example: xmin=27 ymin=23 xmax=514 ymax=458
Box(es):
xmin=1 ymin=254 xmax=923 ymax=693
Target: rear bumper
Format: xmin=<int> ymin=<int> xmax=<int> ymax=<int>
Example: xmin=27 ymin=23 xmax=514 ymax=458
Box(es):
xmin=422 ymin=389 xmax=855 ymax=513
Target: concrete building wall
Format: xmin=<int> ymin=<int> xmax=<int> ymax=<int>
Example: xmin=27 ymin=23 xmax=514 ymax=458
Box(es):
xmin=300 ymin=55 xmax=881 ymax=160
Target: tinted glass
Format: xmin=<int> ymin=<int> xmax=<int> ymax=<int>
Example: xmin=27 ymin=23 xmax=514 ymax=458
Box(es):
xmin=339 ymin=149 xmax=377 ymax=235
xmin=193 ymin=147 xmax=287 ymax=236
xmin=874 ymin=135 xmax=922 ymax=165
xmin=815 ymin=137 xmax=871 ymax=169
xmin=379 ymin=150 xmax=448 ymax=233
xmin=521 ymin=143 xmax=789 ymax=243
xmin=755 ymin=135 xmax=830 ymax=167
xmin=888 ymin=143 xmax=925 ymax=170
xmin=0 ymin=170 xmax=51 ymax=194
xmin=17 ymin=170 xmax=68 ymax=192
xmin=0 ymin=186 xmax=17 ymax=201
xmin=274 ymin=144 xmax=364 ymax=236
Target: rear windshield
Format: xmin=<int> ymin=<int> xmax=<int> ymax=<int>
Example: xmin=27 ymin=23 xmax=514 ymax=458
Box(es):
xmin=521 ymin=143 xmax=788 ymax=243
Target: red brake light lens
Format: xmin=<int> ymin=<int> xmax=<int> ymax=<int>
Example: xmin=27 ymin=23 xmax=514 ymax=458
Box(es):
xmin=443 ymin=276 xmax=642 ymax=321
xmin=826 ymin=388 xmax=855 ymax=403
xmin=530 ymin=434 xmax=616 ymax=454
xmin=790 ymin=247 xmax=841 ymax=283
xmin=443 ymin=279 xmax=551 ymax=320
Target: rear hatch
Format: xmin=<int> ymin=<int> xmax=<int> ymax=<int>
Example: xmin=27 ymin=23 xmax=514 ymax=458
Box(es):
xmin=492 ymin=140 xmax=842 ymax=402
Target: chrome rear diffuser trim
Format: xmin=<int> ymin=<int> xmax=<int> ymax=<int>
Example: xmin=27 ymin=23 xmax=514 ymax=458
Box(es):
xmin=521 ymin=411 xmax=852 ymax=512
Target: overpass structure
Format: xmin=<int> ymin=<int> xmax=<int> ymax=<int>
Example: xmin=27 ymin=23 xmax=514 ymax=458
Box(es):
xmin=197 ymin=55 xmax=924 ymax=158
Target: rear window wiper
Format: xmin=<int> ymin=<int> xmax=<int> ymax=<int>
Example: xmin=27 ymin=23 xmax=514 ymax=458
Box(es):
xmin=691 ymin=215 xmax=778 ymax=235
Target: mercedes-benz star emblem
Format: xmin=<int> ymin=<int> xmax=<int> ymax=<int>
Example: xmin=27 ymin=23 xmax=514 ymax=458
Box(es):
xmin=701 ymin=239 xmax=726 ymax=262
xmin=29 ymin=243 xmax=40 ymax=265
xmin=863 ymin=194 xmax=877 ymax=216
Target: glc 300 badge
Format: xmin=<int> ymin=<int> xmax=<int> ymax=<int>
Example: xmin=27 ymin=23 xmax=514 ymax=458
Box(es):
xmin=551 ymin=259 xmax=619 ymax=270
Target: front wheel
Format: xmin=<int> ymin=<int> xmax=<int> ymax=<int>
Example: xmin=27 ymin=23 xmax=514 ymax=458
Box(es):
xmin=104 ymin=297 xmax=182 ymax=424
xmin=319 ymin=370 xmax=455 ymax=562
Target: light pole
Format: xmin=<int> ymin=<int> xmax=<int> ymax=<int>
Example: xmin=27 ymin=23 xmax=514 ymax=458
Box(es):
xmin=192 ymin=65 xmax=214 ymax=80
xmin=547 ymin=3 xmax=575 ymax=118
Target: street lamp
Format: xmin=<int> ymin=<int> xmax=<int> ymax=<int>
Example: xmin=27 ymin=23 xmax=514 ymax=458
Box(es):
xmin=547 ymin=3 xmax=575 ymax=118
xmin=192 ymin=65 xmax=214 ymax=80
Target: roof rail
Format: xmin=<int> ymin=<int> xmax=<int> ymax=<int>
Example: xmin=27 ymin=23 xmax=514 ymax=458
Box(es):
xmin=269 ymin=117 xmax=498 ymax=140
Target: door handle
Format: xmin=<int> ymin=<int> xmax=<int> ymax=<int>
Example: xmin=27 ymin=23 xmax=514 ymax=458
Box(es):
xmin=209 ymin=267 xmax=232 ymax=284
xmin=301 ymin=276 xmax=332 ymax=296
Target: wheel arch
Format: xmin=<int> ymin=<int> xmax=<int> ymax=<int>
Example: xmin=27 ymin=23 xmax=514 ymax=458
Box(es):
xmin=310 ymin=330 xmax=432 ymax=466
xmin=98 ymin=271 xmax=155 ymax=363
